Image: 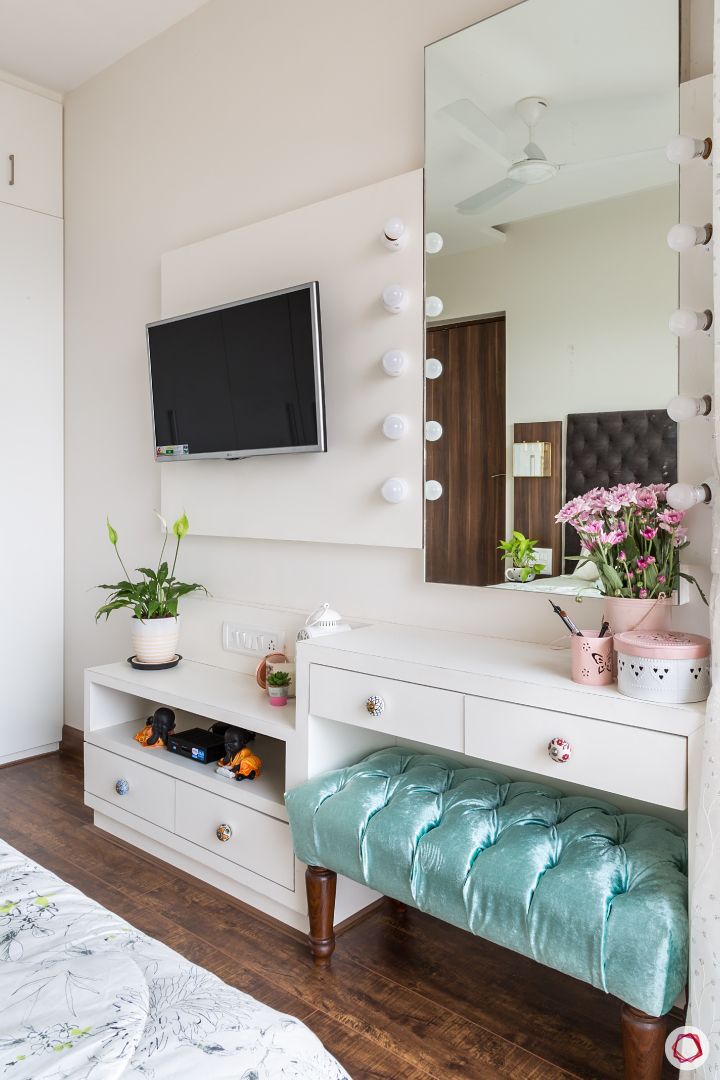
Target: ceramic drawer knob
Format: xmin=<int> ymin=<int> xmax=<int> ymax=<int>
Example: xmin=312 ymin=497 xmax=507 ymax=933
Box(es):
xmin=547 ymin=737 xmax=572 ymax=764
xmin=115 ymin=778 xmax=130 ymax=796
xmin=365 ymin=695 xmax=385 ymax=718
xmin=216 ymin=824 xmax=232 ymax=843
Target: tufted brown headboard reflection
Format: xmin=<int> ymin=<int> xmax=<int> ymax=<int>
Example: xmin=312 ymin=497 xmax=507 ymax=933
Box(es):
xmin=564 ymin=409 xmax=677 ymax=571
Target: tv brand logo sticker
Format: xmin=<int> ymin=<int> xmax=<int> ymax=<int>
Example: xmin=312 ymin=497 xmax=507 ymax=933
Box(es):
xmin=665 ymin=1026 xmax=709 ymax=1071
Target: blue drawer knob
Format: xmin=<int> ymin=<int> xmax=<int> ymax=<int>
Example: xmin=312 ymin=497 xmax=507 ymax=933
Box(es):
xmin=115 ymin=778 xmax=130 ymax=796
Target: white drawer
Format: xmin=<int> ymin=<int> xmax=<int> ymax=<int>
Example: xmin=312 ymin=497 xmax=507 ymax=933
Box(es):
xmin=85 ymin=743 xmax=175 ymax=829
xmin=464 ymin=698 xmax=687 ymax=809
xmin=309 ymin=664 xmax=464 ymax=751
xmin=175 ymin=783 xmax=294 ymax=889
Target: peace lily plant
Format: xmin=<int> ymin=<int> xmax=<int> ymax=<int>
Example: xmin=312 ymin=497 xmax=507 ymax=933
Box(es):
xmin=96 ymin=512 xmax=206 ymax=664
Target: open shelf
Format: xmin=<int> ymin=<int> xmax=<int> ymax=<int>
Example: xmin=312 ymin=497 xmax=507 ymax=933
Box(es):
xmin=86 ymin=718 xmax=288 ymax=821
xmin=86 ymin=660 xmax=295 ymax=740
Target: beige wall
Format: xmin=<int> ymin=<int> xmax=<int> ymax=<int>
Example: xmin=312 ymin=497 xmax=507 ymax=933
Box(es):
xmin=63 ymin=0 xmax=708 ymax=729
xmin=428 ymin=186 xmax=679 ymax=538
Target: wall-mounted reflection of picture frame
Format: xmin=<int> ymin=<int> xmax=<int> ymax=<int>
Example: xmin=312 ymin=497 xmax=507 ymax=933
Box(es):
xmin=513 ymin=441 xmax=551 ymax=478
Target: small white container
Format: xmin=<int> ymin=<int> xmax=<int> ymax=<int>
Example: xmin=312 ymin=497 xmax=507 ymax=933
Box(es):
xmin=615 ymin=630 xmax=710 ymax=704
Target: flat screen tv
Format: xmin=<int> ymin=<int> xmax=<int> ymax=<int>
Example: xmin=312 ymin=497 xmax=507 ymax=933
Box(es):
xmin=146 ymin=281 xmax=325 ymax=461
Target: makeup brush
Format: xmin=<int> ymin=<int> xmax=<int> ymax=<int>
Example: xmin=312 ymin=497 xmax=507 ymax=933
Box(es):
xmin=547 ymin=599 xmax=583 ymax=636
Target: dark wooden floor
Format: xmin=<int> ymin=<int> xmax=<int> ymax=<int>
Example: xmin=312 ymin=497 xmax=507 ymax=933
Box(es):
xmin=0 ymin=753 xmax=677 ymax=1080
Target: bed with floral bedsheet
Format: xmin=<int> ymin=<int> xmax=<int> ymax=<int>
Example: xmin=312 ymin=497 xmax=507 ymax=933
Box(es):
xmin=0 ymin=838 xmax=350 ymax=1079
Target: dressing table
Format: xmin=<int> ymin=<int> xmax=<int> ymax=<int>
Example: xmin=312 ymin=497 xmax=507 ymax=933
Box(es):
xmin=295 ymin=623 xmax=703 ymax=923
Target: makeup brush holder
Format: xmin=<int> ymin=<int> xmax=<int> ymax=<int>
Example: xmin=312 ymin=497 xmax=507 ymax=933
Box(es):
xmin=570 ymin=633 xmax=614 ymax=686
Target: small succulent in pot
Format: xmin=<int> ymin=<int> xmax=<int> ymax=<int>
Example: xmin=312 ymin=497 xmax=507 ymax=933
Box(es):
xmin=267 ymin=670 xmax=292 ymax=707
xmin=497 ymin=531 xmax=545 ymax=583
xmin=96 ymin=512 xmax=207 ymax=663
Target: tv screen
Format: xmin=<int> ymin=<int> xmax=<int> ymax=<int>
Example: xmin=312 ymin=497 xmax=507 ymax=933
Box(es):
xmin=147 ymin=281 xmax=325 ymax=461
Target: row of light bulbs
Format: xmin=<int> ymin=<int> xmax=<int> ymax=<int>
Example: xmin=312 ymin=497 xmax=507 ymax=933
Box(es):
xmin=381 ymin=219 xmax=445 ymax=317
xmin=381 ymin=131 xmax=715 ymax=511
xmin=379 ymin=219 xmax=446 ymax=503
xmin=664 ymin=131 xmax=714 ymax=513
xmin=424 ymin=227 xmax=444 ymax=502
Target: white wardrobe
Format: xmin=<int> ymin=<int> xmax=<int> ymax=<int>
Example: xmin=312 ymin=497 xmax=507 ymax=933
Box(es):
xmin=0 ymin=79 xmax=63 ymax=763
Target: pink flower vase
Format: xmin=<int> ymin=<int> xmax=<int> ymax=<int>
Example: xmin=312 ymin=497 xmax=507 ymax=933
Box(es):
xmin=603 ymin=596 xmax=672 ymax=636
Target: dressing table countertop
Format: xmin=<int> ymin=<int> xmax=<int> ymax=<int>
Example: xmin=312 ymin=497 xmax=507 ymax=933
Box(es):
xmin=297 ymin=624 xmax=705 ymax=736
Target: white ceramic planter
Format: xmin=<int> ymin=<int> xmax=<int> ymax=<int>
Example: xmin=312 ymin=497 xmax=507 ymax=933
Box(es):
xmin=131 ymin=616 xmax=180 ymax=664
xmin=505 ymin=567 xmax=535 ymax=583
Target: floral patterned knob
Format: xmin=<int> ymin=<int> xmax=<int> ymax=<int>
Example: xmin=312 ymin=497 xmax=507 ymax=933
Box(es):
xmin=216 ymin=824 xmax=232 ymax=842
xmin=365 ymin=695 xmax=385 ymax=718
xmin=547 ymin=737 xmax=573 ymax=764
xmin=115 ymin=778 xmax=130 ymax=796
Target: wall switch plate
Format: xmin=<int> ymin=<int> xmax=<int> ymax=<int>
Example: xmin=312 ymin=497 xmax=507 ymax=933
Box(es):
xmin=534 ymin=548 xmax=553 ymax=576
xmin=222 ymin=622 xmax=286 ymax=656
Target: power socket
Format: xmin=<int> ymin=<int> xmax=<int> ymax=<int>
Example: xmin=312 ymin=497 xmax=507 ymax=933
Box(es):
xmin=222 ymin=622 xmax=286 ymax=656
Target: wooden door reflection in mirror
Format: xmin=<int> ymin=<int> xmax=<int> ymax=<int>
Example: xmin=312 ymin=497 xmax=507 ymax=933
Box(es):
xmin=425 ymin=317 xmax=505 ymax=585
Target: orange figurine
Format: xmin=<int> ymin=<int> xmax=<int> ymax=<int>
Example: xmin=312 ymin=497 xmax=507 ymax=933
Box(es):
xmin=134 ymin=707 xmax=176 ymax=748
xmin=216 ymin=726 xmax=262 ymax=781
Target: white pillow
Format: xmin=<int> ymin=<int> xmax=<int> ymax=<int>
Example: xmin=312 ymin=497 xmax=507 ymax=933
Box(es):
xmin=572 ymin=554 xmax=599 ymax=581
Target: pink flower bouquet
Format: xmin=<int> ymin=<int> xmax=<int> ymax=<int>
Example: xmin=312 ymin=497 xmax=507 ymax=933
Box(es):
xmin=555 ymin=483 xmax=707 ymax=602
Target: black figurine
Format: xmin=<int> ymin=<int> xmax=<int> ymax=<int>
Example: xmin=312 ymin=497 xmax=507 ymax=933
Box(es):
xmin=134 ymin=707 xmax=176 ymax=748
xmin=217 ymin=726 xmax=262 ymax=781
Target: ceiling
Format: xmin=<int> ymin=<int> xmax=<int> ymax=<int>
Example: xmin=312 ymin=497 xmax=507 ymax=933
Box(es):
xmin=425 ymin=0 xmax=679 ymax=255
xmin=0 ymin=0 xmax=213 ymax=93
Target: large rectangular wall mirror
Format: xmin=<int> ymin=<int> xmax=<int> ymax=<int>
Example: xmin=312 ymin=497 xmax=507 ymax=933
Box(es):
xmin=424 ymin=0 xmax=680 ymax=595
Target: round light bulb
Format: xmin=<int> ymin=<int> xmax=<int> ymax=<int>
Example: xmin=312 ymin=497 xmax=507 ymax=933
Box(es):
xmin=382 ymin=217 xmax=406 ymax=251
xmin=382 ymin=284 xmax=407 ymax=313
xmin=667 ymin=394 xmax=712 ymax=422
xmin=381 ymin=477 xmax=409 ymax=503
xmin=425 ymin=420 xmax=443 ymax=441
xmin=425 ymin=232 xmax=444 ymax=254
xmin=381 ymin=349 xmax=406 ymax=377
xmin=381 ymin=414 xmax=408 ymax=440
xmin=669 ymin=308 xmax=713 ymax=337
xmin=667 ymin=481 xmax=710 ymax=511
xmin=425 ymin=357 xmax=443 ymax=379
xmin=666 ymin=134 xmax=710 ymax=165
xmin=666 ymin=223 xmax=712 ymax=252
xmin=425 ymin=295 xmax=444 ymax=318
xmin=425 ymin=480 xmax=443 ymax=501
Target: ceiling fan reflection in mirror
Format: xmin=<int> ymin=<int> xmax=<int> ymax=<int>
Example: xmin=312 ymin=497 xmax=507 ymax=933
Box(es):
xmin=445 ymin=95 xmax=657 ymax=216
xmin=447 ymin=96 xmax=558 ymax=215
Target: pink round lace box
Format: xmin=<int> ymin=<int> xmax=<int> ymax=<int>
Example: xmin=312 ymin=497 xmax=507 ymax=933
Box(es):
xmin=613 ymin=630 xmax=710 ymax=660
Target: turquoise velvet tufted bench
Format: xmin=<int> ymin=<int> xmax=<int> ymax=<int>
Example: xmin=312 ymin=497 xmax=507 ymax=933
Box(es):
xmin=285 ymin=748 xmax=688 ymax=1080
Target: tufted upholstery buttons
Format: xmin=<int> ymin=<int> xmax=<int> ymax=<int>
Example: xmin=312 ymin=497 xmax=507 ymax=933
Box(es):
xmin=285 ymin=747 xmax=689 ymax=1018
xmin=563 ymin=410 xmax=677 ymax=569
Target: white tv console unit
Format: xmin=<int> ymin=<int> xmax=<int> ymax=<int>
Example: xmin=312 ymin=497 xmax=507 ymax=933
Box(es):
xmin=84 ymin=625 xmax=705 ymax=931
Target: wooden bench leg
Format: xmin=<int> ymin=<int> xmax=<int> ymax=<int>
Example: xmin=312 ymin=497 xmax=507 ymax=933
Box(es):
xmin=306 ymin=866 xmax=336 ymax=966
xmin=621 ymin=1004 xmax=667 ymax=1080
